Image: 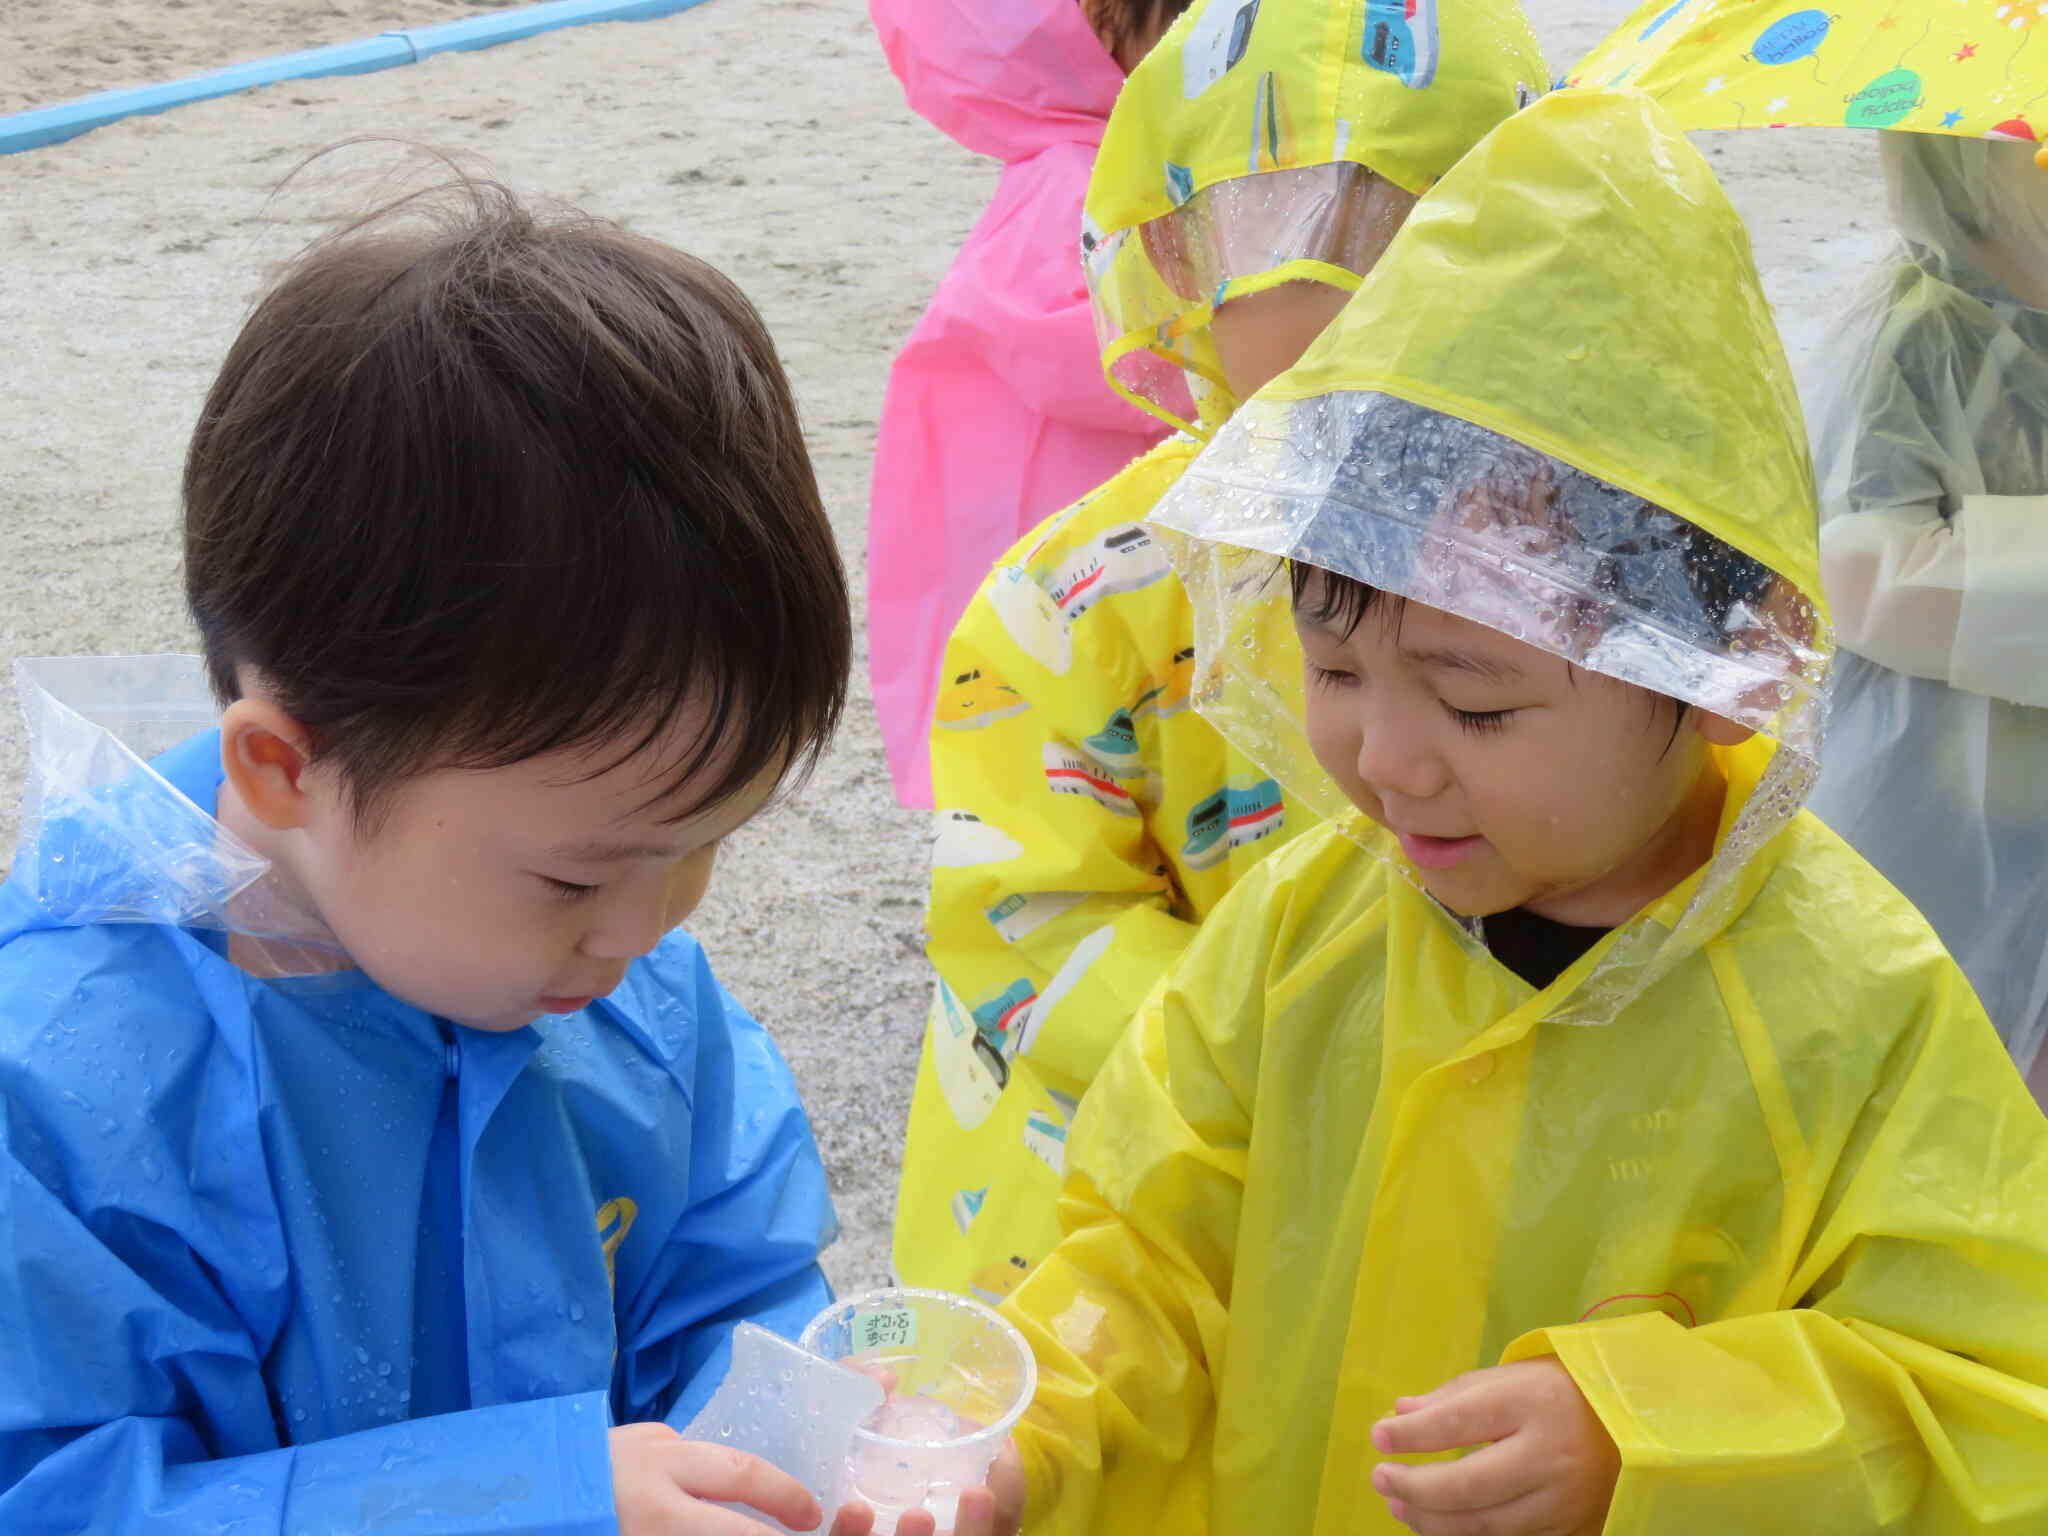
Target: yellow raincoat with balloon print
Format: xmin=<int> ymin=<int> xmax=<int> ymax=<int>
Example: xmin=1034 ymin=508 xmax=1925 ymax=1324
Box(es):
xmin=892 ymin=0 xmax=1548 ymax=1299
xmin=1004 ymin=87 xmax=2048 ymax=1534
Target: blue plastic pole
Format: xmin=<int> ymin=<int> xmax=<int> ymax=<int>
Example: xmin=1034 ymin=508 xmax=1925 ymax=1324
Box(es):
xmin=0 ymin=0 xmax=716 ymax=156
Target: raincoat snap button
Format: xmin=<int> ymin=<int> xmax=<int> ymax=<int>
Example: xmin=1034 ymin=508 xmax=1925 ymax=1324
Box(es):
xmin=1463 ymin=1052 xmax=1496 ymax=1085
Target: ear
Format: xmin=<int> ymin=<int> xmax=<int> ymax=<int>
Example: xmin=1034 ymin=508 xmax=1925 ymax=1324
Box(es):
xmin=1691 ymin=709 xmax=1757 ymax=749
xmin=220 ymin=697 xmax=317 ymax=831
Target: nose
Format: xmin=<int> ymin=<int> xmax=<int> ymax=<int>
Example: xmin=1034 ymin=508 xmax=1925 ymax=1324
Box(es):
xmin=1353 ymin=714 xmax=1450 ymax=804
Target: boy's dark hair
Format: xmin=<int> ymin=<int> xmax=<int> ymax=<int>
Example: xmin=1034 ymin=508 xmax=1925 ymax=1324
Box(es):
xmin=184 ymin=168 xmax=849 ymax=829
xmin=1286 ymin=398 xmax=1785 ymax=745
xmin=1084 ymin=0 xmax=1194 ymax=61
xmin=1286 ymin=399 xmax=1778 ymax=651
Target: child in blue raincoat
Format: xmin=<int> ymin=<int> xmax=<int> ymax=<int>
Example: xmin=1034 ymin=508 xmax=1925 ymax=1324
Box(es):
xmin=0 ymin=177 xmax=883 ymax=1536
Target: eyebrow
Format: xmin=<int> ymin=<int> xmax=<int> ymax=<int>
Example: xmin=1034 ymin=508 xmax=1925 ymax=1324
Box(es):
xmin=1400 ymin=647 xmax=1525 ymax=685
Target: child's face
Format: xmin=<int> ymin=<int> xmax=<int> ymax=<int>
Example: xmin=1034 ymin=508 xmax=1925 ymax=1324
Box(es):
xmin=280 ymin=730 xmax=776 ymax=1032
xmin=1209 ymin=280 xmax=1355 ymax=401
xmin=1294 ymin=588 xmax=1729 ymax=927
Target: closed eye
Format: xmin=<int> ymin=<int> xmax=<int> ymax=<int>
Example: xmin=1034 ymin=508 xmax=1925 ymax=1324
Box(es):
xmin=1447 ymin=705 xmax=1512 ymax=735
xmin=540 ymin=875 xmax=602 ymax=902
xmin=1310 ymin=664 xmax=1357 ymax=689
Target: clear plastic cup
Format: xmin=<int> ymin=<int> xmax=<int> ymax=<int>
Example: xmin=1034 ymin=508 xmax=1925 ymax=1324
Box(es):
xmin=799 ymin=1286 xmax=1036 ymax=1534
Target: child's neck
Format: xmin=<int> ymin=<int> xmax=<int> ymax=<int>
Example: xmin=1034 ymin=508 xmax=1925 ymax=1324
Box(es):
xmin=215 ymin=777 xmax=355 ymax=981
xmin=1518 ymin=752 xmax=1730 ymax=930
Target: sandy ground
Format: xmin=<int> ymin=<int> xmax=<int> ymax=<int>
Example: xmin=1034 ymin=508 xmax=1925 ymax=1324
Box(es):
xmin=0 ymin=0 xmax=1886 ymax=1294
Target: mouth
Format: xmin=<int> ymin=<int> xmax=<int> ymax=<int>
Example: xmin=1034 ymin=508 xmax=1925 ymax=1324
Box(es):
xmin=1395 ymin=830 xmax=1488 ymax=871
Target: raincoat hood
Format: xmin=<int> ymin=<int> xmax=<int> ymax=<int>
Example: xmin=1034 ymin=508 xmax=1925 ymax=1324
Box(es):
xmin=6 ymin=654 xmax=338 ymax=950
xmin=870 ymin=0 xmax=1128 ymax=165
xmin=1081 ymin=0 xmax=1547 ymax=432
xmin=1567 ymin=0 xmax=2048 ymax=155
xmin=1151 ymin=86 xmax=1830 ymax=1024
xmin=1883 ymin=131 xmax=2048 ymax=308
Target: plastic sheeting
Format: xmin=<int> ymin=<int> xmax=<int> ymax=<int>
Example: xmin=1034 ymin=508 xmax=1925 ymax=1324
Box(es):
xmin=1805 ymin=132 xmax=2048 ymax=1077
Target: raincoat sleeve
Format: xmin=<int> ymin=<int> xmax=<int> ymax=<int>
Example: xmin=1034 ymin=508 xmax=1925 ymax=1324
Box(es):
xmin=1502 ymin=966 xmax=2048 ymax=1529
xmin=0 ymin=951 xmax=618 ymax=1532
xmin=620 ymin=948 xmax=837 ymax=1429
xmin=928 ymin=486 xmax=1203 ymax=1095
xmin=1818 ymin=296 xmax=2048 ymax=710
xmin=1819 ymin=494 xmax=2048 ymax=709
xmin=1001 ymin=845 xmax=1307 ymax=1531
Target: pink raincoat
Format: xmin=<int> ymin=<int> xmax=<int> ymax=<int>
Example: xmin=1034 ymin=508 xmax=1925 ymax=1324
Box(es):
xmin=866 ymin=0 xmax=1169 ymax=807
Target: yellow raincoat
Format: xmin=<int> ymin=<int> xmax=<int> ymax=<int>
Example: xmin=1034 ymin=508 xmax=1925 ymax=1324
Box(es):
xmin=1006 ymin=87 xmax=2048 ymax=1533
xmin=893 ymin=0 xmax=1548 ymax=1298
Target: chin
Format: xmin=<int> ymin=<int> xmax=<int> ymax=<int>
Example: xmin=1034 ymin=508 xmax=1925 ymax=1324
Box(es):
xmin=1414 ymin=869 xmax=1529 ymax=920
xmin=451 ymin=1004 xmax=546 ymax=1033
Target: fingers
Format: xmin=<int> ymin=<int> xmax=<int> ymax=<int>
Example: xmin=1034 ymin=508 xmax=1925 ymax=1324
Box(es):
xmin=986 ymin=1438 xmax=1027 ymax=1531
xmin=826 ymin=1501 xmax=878 ymax=1536
xmin=845 ymin=1359 xmax=901 ymax=1397
xmin=1373 ymin=1439 xmax=1532 ymax=1515
xmin=1372 ymin=1377 xmax=1521 ymax=1457
xmin=947 ymin=1485 xmax=996 ymax=1536
xmin=1380 ymin=1484 xmax=1553 ymax=1536
xmin=667 ymin=1440 xmax=823 ymax=1531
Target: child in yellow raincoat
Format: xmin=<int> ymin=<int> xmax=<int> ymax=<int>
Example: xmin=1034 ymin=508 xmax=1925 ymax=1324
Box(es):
xmin=892 ymin=0 xmax=1548 ymax=1300
xmin=998 ymin=87 xmax=2048 ymax=1535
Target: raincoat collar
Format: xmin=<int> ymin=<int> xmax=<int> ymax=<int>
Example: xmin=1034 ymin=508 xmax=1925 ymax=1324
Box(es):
xmin=5 ymin=656 xmax=342 ymax=949
xmin=869 ymin=0 xmax=1126 ymax=164
xmin=1 ymin=661 xmax=570 ymax=1095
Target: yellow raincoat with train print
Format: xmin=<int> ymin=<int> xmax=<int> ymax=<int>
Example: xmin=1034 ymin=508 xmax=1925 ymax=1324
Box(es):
xmin=892 ymin=0 xmax=1547 ymax=1297
xmin=1005 ymin=87 xmax=2048 ymax=1534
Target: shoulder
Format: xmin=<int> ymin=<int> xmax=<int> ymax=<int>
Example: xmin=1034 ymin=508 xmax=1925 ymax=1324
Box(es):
xmin=944 ymin=438 xmax=1204 ymax=714
xmin=1186 ymin=819 xmax=1393 ymax=978
xmin=992 ymin=434 xmax=1203 ymax=575
xmin=0 ymin=918 xmax=223 ymax=1070
xmin=1725 ymin=810 xmax=1990 ymax=1058
xmin=589 ymin=931 xmax=794 ymax=1085
xmin=0 ymin=918 xmax=260 ymax=1223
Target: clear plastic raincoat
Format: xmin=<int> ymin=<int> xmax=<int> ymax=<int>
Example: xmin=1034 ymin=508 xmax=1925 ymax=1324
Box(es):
xmin=893 ymin=0 xmax=1547 ymax=1298
xmin=0 ymin=656 xmax=837 ymax=1532
xmin=1804 ymin=132 xmax=2048 ymax=1091
xmin=1004 ymin=88 xmax=2048 ymax=1534
xmin=865 ymin=0 xmax=1169 ymax=808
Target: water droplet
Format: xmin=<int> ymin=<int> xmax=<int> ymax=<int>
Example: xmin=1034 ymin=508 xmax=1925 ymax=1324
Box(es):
xmin=568 ymin=1301 xmax=585 ymax=1322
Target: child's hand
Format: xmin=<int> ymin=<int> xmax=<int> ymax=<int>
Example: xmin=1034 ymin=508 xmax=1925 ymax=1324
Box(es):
xmin=610 ymin=1421 xmax=865 ymax=1535
xmin=1368 ymin=1359 xmax=1619 ymax=1535
xmin=949 ymin=1438 xmax=1026 ymax=1536
xmin=880 ymin=1438 xmax=1025 ymax=1536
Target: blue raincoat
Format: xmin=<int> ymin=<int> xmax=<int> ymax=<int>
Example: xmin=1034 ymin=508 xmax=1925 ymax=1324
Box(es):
xmin=0 ymin=658 xmax=836 ymax=1533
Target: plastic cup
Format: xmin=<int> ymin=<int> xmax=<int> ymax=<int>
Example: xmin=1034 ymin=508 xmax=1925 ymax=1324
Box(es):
xmin=799 ymin=1286 xmax=1037 ymax=1534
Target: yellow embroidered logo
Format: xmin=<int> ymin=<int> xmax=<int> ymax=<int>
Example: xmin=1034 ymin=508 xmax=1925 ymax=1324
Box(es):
xmin=596 ymin=1197 xmax=638 ymax=1289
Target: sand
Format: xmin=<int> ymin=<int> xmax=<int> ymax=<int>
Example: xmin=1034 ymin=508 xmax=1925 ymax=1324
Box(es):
xmin=0 ymin=0 xmax=1887 ymax=1294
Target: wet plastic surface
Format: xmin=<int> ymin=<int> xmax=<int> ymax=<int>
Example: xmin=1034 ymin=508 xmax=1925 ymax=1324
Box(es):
xmin=680 ymin=1323 xmax=887 ymax=1534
